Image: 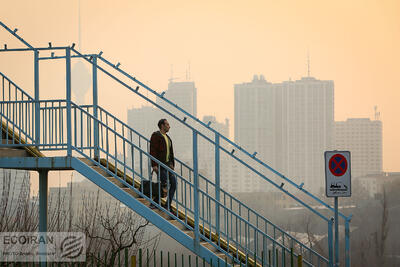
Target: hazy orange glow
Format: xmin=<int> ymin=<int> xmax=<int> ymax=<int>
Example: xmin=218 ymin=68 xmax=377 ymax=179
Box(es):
xmin=0 ymin=0 xmax=399 ymax=193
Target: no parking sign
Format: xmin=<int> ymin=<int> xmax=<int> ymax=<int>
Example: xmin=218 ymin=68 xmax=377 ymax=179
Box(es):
xmin=325 ymin=151 xmax=351 ymax=197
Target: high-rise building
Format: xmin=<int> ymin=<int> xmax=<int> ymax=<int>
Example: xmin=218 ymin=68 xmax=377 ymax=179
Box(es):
xmin=127 ymin=106 xmax=161 ymax=139
xmin=234 ymin=75 xmax=334 ymax=193
xmin=156 ymin=81 xmax=198 ymax=161
xmin=157 ymin=81 xmax=197 ymax=117
xmin=197 ymin=115 xmax=230 ymax=186
xmin=334 ymin=118 xmax=382 ymax=178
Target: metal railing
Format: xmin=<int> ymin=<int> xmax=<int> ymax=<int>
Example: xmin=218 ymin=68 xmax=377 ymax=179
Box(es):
xmin=0 ymin=20 xmax=353 ymax=266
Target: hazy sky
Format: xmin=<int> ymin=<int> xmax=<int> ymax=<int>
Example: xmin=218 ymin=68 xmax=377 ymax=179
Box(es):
xmin=0 ymin=0 xmax=399 ymax=182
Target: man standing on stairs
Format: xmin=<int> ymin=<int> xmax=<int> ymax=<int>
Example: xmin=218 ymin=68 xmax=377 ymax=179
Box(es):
xmin=150 ymin=119 xmax=177 ymax=212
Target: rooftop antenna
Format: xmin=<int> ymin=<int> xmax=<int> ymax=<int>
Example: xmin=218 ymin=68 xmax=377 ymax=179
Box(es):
xmin=169 ymin=64 xmax=180 ymax=83
xmin=374 ymin=105 xmax=381 ymax=120
xmin=307 ymin=49 xmax=311 ymax=77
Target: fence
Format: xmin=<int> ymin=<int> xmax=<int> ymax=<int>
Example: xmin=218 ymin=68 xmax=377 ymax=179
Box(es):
xmin=1 ymin=248 xmax=307 ymax=267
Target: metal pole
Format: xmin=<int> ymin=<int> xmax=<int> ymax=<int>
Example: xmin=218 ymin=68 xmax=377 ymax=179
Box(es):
xmin=193 ymin=131 xmax=200 ymax=248
xmin=92 ymin=56 xmax=99 ymax=159
xmin=66 ymin=47 xmax=72 ymax=156
xmin=335 ymin=197 xmax=339 ymax=267
xmin=328 ymin=219 xmax=334 ymax=267
xmin=215 ymin=133 xmax=220 ymax=238
xmin=345 ymin=219 xmax=350 ymax=267
xmin=39 ymin=169 xmax=48 ymax=267
xmin=34 ymin=49 xmax=40 ymax=145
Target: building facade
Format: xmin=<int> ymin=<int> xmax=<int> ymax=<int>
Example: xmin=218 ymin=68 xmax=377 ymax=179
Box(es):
xmin=334 ymin=118 xmax=382 ymax=178
xmin=234 ymin=75 xmax=334 ymax=193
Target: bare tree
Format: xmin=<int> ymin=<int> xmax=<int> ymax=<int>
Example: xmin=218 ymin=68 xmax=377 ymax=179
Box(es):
xmin=74 ymin=189 xmax=161 ymax=266
xmin=374 ymin=186 xmax=389 ymax=266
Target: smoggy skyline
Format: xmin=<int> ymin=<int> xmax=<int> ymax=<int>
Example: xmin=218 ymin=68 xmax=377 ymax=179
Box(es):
xmin=0 ymin=0 xmax=399 ymax=174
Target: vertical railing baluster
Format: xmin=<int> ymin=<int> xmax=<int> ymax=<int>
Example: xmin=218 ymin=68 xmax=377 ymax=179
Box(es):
xmin=34 ymin=49 xmax=40 ymax=146
xmin=193 ymin=130 xmax=200 ymax=248
xmin=215 ymin=133 xmax=220 ymax=243
xmin=92 ymin=56 xmax=99 ymax=159
xmin=66 ymin=47 xmax=72 ymax=156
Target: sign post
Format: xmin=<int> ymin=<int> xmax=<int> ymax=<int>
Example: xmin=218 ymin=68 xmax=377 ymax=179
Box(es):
xmin=325 ymin=151 xmax=351 ymax=267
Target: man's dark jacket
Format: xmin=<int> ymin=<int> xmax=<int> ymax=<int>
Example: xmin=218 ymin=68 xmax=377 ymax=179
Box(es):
xmin=150 ymin=131 xmax=175 ymax=168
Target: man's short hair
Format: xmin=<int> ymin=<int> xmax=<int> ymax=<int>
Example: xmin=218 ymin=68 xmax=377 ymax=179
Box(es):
xmin=158 ymin=119 xmax=167 ymax=129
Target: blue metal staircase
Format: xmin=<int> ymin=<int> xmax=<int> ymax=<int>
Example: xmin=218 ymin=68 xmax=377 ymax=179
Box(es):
xmin=0 ymin=21 xmax=351 ymax=266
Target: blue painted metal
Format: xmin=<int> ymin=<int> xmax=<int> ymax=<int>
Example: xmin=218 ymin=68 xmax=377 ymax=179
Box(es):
xmin=92 ymin=56 xmax=99 ymax=159
xmin=66 ymin=48 xmax=72 ymax=156
xmin=345 ymin=219 xmax=350 ymax=267
xmin=0 ymin=156 xmax=72 ymax=170
xmin=328 ymin=219 xmax=334 ymax=267
xmin=334 ymin=197 xmax=339 ymax=267
xmin=38 ymin=169 xmax=48 ymax=267
xmin=34 ymin=50 xmax=40 ymax=145
xmin=95 ymin=51 xmax=348 ymax=219
xmin=193 ymin=131 xmax=200 ymax=247
xmin=215 ymin=133 xmax=220 ymax=241
xmin=0 ymin=21 xmax=34 ymax=49
xmin=71 ymin=156 xmax=232 ymax=267
xmin=0 ymin=21 xmax=354 ymax=266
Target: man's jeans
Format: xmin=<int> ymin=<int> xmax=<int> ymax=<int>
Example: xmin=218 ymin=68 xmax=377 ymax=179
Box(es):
xmin=154 ymin=166 xmax=177 ymax=208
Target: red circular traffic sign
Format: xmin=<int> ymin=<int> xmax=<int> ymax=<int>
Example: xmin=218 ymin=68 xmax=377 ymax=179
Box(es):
xmin=328 ymin=154 xmax=348 ymax=177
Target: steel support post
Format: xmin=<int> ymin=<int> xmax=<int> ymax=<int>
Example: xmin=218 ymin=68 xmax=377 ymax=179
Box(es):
xmin=66 ymin=47 xmax=72 ymax=156
xmin=215 ymin=133 xmax=220 ymax=238
xmin=39 ymin=169 xmax=48 ymax=266
xmin=345 ymin=219 xmax=350 ymax=267
xmin=92 ymin=56 xmax=99 ymax=159
xmin=335 ymin=197 xmax=339 ymax=267
xmin=328 ymin=219 xmax=334 ymax=267
xmin=193 ymin=131 xmax=200 ymax=247
xmin=34 ymin=50 xmax=40 ymax=145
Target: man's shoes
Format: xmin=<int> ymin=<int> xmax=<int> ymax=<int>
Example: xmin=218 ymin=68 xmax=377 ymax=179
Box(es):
xmin=162 ymin=203 xmax=177 ymax=216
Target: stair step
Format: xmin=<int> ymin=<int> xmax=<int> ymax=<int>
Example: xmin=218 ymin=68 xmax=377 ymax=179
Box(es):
xmin=106 ymin=177 xmax=128 ymax=188
xmin=168 ymin=219 xmax=187 ymax=230
xmin=0 ymin=147 xmax=30 ymax=157
xmin=183 ymin=230 xmax=195 ymax=239
xmin=154 ymin=208 xmax=174 ymax=220
xmin=201 ymin=241 xmax=219 ymax=252
xmin=122 ymin=187 xmax=140 ymax=198
xmin=91 ymin=166 xmax=110 ymax=177
xmin=215 ymin=252 xmax=229 ymax=262
xmin=137 ymin=197 xmax=150 ymax=206
xmin=78 ymin=157 xmax=97 ymax=166
xmin=1 ymin=139 xmax=18 ymax=144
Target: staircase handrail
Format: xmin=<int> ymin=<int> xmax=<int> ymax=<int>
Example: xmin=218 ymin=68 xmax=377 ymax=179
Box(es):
xmin=93 ymin=52 xmax=350 ymax=221
xmin=72 ymin=48 xmax=342 ymax=222
xmin=69 ymin=102 xmax=327 ymax=265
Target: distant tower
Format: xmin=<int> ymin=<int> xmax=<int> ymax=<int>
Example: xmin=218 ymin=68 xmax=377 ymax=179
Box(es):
xmin=374 ymin=105 xmax=381 ymax=120
xmin=307 ymin=50 xmax=311 ymax=77
xmin=72 ymin=0 xmax=90 ymax=105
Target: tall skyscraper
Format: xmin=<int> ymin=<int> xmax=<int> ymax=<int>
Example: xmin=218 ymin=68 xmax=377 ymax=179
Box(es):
xmin=234 ymin=75 xmax=334 ymax=193
xmin=198 ymin=115 xmax=229 ymax=177
xmin=157 ymin=81 xmax=197 ymax=117
xmin=127 ymin=106 xmax=161 ymax=139
xmin=156 ymin=81 xmax=198 ymax=161
xmin=334 ymin=118 xmax=382 ymax=178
